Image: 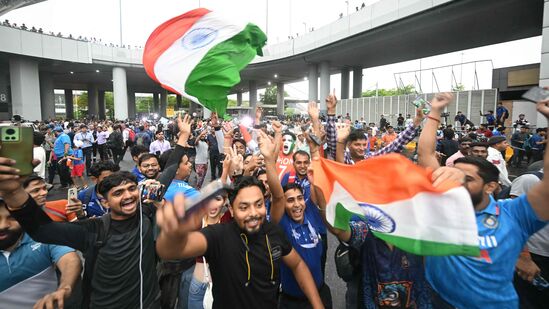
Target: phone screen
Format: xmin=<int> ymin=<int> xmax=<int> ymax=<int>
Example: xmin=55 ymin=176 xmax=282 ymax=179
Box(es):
xmin=522 ymin=87 xmax=549 ymax=103
xmin=178 ymin=181 xmax=228 ymax=221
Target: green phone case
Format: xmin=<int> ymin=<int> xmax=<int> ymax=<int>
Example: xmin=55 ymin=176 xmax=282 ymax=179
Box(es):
xmin=0 ymin=126 xmax=34 ymax=175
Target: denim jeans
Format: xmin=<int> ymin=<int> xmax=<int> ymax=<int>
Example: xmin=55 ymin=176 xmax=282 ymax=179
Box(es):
xmin=178 ymin=265 xmax=195 ymax=309
xmin=188 ymin=275 xmax=209 ymax=309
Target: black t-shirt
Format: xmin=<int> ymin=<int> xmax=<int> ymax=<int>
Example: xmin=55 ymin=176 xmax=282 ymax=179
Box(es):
xmin=201 ymin=221 xmax=292 ymax=309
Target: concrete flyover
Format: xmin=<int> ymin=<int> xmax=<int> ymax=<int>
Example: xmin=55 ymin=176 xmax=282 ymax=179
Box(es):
xmin=0 ymin=0 xmax=545 ymax=121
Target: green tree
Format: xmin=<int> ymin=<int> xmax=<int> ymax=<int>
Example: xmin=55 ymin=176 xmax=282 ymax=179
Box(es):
xmin=105 ymin=92 xmax=114 ymax=119
xmin=168 ymin=95 xmax=176 ymax=108
xmin=136 ymin=96 xmax=153 ymax=113
xmin=361 ymin=84 xmax=416 ymax=97
xmin=75 ymin=92 xmax=88 ymax=119
xmin=228 ymin=99 xmax=237 ymax=107
xmin=284 ymin=107 xmax=295 ymax=117
xmin=260 ymin=85 xmax=288 ymax=105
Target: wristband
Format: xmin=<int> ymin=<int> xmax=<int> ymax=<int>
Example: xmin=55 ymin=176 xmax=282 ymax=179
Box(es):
xmin=426 ymin=115 xmax=440 ymax=123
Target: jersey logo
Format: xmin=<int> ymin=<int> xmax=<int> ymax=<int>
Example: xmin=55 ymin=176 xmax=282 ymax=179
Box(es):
xmin=31 ymin=243 xmax=41 ymax=251
xmin=271 ymin=245 xmax=282 ymax=260
xmin=482 ymin=215 xmax=498 ymax=229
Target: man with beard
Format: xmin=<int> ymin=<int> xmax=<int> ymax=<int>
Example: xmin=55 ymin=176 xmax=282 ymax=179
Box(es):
xmin=0 ymin=171 xmax=162 ymax=308
xmin=0 ymin=199 xmax=81 ymax=308
xmin=470 ymin=142 xmax=489 ymax=160
xmin=138 ymin=153 xmax=161 ymax=181
xmin=445 ymin=136 xmax=472 ymax=167
xmin=155 ymin=177 xmax=324 ymax=309
xmin=417 ymin=92 xmax=549 ymax=309
xmin=260 ymin=131 xmax=332 ymax=308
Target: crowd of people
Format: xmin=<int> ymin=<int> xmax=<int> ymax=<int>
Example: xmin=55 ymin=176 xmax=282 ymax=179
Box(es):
xmin=0 ymin=92 xmax=548 ymax=309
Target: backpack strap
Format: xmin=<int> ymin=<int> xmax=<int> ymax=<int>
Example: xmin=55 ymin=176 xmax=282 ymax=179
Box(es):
xmin=81 ymin=214 xmax=111 ymax=308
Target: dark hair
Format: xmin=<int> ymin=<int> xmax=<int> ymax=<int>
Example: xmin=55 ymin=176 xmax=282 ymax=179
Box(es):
xmin=282 ymin=182 xmax=303 ymax=194
xmin=89 ymin=160 xmax=120 ymax=178
xmin=228 ymin=176 xmax=265 ymax=206
xmin=232 ymin=138 xmax=246 ymax=147
xmin=139 ymin=125 xmax=145 ymax=131
xmin=97 ymin=171 xmax=137 ymax=197
xmin=80 ymin=124 xmax=87 ymax=129
xmin=536 ymin=128 xmax=546 ymax=133
xmin=138 ymin=153 xmax=158 ymax=166
xmin=454 ymin=156 xmax=499 ymax=183
xmin=158 ymin=149 xmax=173 ymax=170
xmin=443 ymin=129 xmax=455 ymax=140
xmin=131 ymin=145 xmax=149 ymax=158
xmin=22 ymin=174 xmax=44 ymax=188
xmin=458 ymin=136 xmax=472 ymax=144
xmin=254 ymin=169 xmax=267 ymax=178
xmin=347 ymin=129 xmax=367 ymax=143
xmin=470 ymin=142 xmax=488 ymax=149
xmin=33 ymin=131 xmax=45 ymax=146
xmin=113 ymin=124 xmax=121 ymax=130
xmin=282 ymin=131 xmax=296 ymax=140
xmin=243 ymin=153 xmax=252 ymax=161
xmin=156 ymin=130 xmax=163 ymax=135
xmin=292 ymin=150 xmax=310 ymax=162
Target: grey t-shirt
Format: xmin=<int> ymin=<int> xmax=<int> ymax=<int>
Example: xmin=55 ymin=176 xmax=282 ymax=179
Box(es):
xmin=510 ymin=170 xmax=549 ymax=257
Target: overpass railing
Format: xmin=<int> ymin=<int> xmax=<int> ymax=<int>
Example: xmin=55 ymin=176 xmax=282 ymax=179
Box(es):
xmin=336 ymin=89 xmax=498 ymax=126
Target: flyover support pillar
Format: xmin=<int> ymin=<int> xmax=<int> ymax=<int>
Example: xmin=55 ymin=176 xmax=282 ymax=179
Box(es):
xmin=319 ymin=61 xmax=330 ymax=113
xmin=9 ymin=58 xmax=41 ymax=121
xmin=112 ymin=67 xmax=128 ymax=120
xmin=276 ymin=82 xmax=285 ymax=116
xmin=341 ymin=67 xmax=350 ymax=99
xmin=98 ymin=90 xmax=106 ymax=120
xmin=249 ymin=80 xmax=257 ymax=113
xmin=353 ymin=67 xmax=363 ymax=98
xmin=538 ymin=0 xmax=549 ymax=128
xmin=64 ymin=89 xmax=74 ymax=119
xmin=237 ymin=91 xmax=243 ymax=106
xmin=39 ymin=72 xmax=55 ymax=121
xmin=127 ymin=90 xmax=136 ymax=119
xmin=160 ymin=90 xmax=168 ymax=117
xmin=308 ymin=64 xmax=318 ymax=102
xmin=153 ymin=93 xmax=160 ymax=114
xmin=176 ymin=95 xmax=182 ymax=110
xmin=87 ymin=84 xmax=98 ymax=120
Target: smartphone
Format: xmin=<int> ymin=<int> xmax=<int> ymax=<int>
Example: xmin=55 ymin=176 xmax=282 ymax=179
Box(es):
xmin=0 ymin=126 xmax=34 ymax=175
xmin=522 ymin=86 xmax=549 ymax=103
xmin=309 ymin=134 xmax=322 ymax=146
xmin=178 ymin=181 xmax=229 ymax=221
xmin=141 ymin=183 xmax=166 ymax=202
xmin=68 ymin=187 xmax=78 ymax=201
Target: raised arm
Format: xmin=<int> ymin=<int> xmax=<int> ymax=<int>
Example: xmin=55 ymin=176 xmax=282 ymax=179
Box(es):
xmin=527 ymin=98 xmax=549 ymax=220
xmin=34 ymin=251 xmax=82 ymax=309
xmin=282 ymin=249 xmax=324 ymax=309
xmin=257 ymin=130 xmax=285 ymax=223
xmin=325 ymin=93 xmax=338 ymax=160
xmin=335 ymin=123 xmax=350 ymax=163
xmin=156 ymin=193 xmax=208 ymax=259
xmin=417 ymin=93 xmax=453 ymax=170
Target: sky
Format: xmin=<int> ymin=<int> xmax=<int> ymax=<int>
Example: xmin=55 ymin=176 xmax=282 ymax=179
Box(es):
xmin=3 ymin=0 xmax=543 ymax=99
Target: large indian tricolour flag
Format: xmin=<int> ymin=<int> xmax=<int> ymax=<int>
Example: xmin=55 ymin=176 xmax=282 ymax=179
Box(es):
xmin=313 ymin=154 xmax=479 ymax=256
xmin=143 ymin=8 xmax=267 ymax=117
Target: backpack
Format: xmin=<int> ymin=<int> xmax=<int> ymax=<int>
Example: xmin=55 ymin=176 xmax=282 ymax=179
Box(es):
xmin=136 ymin=132 xmax=145 ymax=146
xmin=82 ymin=214 xmax=111 ymax=308
xmin=496 ymin=171 xmax=543 ymax=199
xmin=128 ymin=129 xmax=136 ymax=142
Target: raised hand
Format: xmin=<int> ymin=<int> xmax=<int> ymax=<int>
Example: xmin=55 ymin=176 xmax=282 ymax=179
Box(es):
xmin=430 ymin=92 xmax=453 ymax=112
xmin=222 ymin=121 xmax=234 ymax=138
xmin=210 ymin=112 xmax=219 ymax=127
xmin=257 ymin=130 xmax=277 ymax=162
xmin=271 ymin=120 xmax=282 ymax=135
xmin=537 ymin=89 xmax=549 ymax=119
xmin=308 ymin=101 xmax=320 ymax=121
xmin=177 ymin=113 xmax=193 ymax=136
xmin=336 ymin=123 xmax=350 ymax=143
xmin=413 ymin=107 xmax=426 ymax=128
xmin=326 ymin=88 xmax=338 ymax=115
xmin=255 ymin=106 xmax=263 ymax=123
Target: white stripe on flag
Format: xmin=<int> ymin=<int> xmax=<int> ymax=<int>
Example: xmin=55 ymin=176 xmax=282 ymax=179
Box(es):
xmin=153 ymin=11 xmax=247 ymax=103
xmin=328 ymin=182 xmax=478 ymax=246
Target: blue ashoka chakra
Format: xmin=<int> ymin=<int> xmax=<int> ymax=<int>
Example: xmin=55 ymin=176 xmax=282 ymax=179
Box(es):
xmin=358 ymin=203 xmax=396 ymax=233
xmin=181 ymin=28 xmax=218 ymax=50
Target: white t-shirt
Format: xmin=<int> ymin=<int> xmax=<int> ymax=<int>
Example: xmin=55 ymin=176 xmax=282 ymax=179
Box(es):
xmin=487 ymin=147 xmax=511 ymax=187
xmin=510 ymin=170 xmax=548 ymax=257
xmin=195 ymin=140 xmax=209 ymax=164
xmin=33 ymin=146 xmax=46 ymax=179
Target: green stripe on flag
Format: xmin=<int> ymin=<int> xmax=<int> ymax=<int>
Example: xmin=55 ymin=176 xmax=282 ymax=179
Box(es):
xmin=334 ymin=203 xmax=364 ymax=231
xmin=373 ymin=232 xmax=480 ymax=257
xmin=185 ymin=23 xmax=267 ymax=116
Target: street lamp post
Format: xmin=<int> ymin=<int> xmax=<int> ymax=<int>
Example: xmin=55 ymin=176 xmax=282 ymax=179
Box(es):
xmin=303 ymin=22 xmax=307 ymax=33
xmin=119 ymin=0 xmax=123 ymax=46
xmin=345 ymin=0 xmax=349 ymax=15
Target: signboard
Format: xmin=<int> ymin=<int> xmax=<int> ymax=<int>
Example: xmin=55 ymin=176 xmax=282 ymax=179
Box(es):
xmin=166 ymin=107 xmax=175 ymax=117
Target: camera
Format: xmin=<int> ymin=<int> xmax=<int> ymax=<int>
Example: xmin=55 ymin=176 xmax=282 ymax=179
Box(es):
xmin=141 ymin=183 xmax=166 ymax=202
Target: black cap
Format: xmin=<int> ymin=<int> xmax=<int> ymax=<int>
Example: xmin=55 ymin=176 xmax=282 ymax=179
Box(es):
xmin=488 ymin=136 xmax=506 ymax=145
